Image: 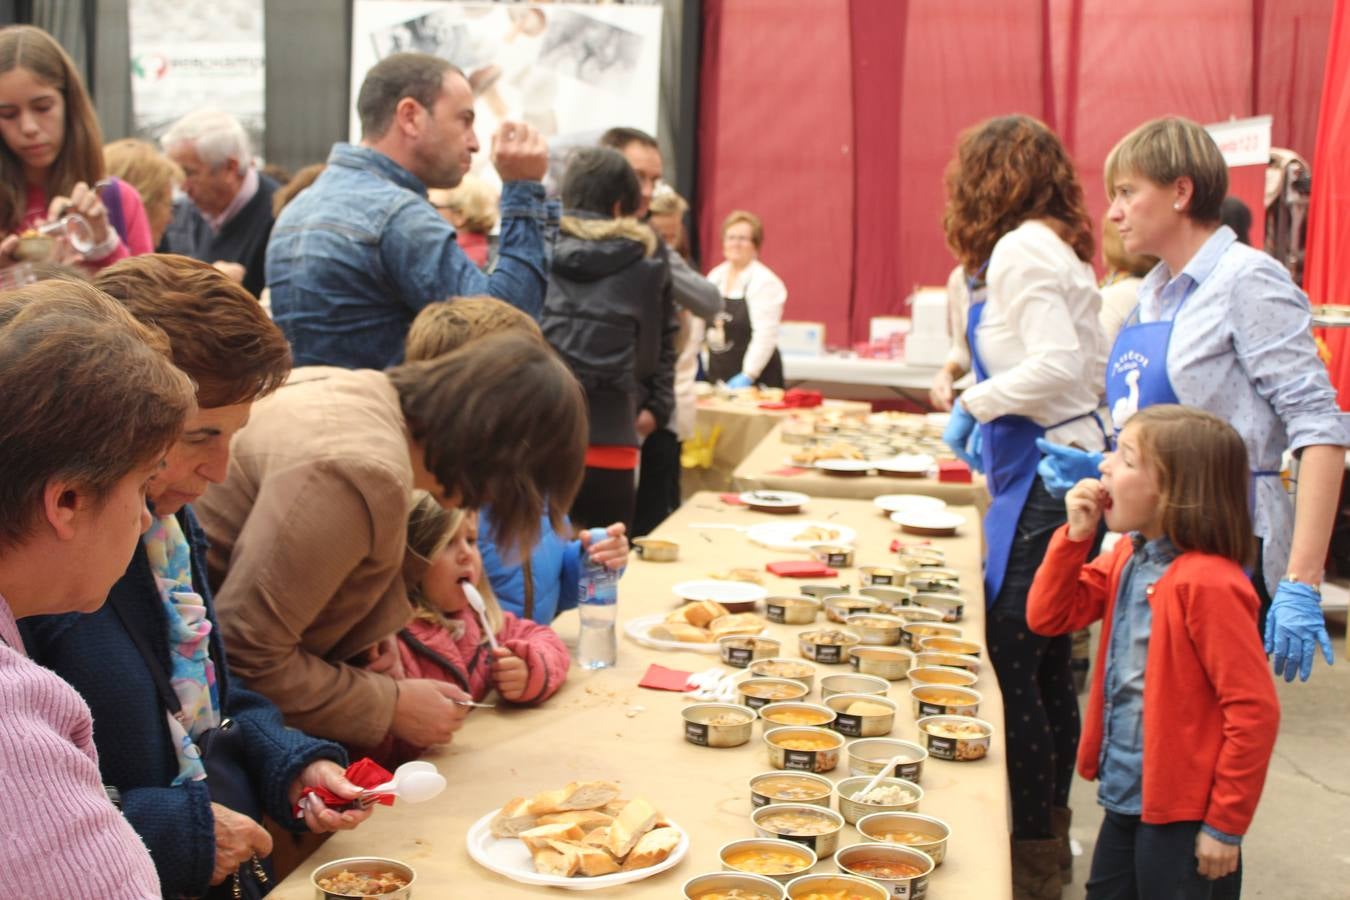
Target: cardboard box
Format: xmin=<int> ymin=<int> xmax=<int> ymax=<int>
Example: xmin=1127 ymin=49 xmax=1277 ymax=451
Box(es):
xmin=779 ymin=320 xmax=826 ymax=357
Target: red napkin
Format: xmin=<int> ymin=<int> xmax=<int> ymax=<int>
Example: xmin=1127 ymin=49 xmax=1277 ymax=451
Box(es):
xmin=766 ymin=466 xmax=808 ymax=477
xmin=767 ymin=560 xmax=839 ymax=577
xmin=293 ymin=757 xmax=394 ymax=816
xmin=759 ymin=389 xmax=822 ymax=410
xmin=937 ymin=459 xmax=973 ymax=483
xmin=639 ymin=664 xmax=696 ymax=691
xmin=719 ymin=493 xmax=746 ymax=505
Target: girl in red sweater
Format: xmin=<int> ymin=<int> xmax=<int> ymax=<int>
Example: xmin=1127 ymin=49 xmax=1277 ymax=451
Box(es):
xmin=1028 ymin=405 xmax=1278 ymax=899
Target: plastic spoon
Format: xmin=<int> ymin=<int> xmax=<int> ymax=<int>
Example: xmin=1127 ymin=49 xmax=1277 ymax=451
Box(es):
xmin=857 ymin=754 xmax=909 ymax=797
xmin=461 ymin=579 xmax=499 ymax=650
xmin=360 ymin=768 xmax=448 ymax=805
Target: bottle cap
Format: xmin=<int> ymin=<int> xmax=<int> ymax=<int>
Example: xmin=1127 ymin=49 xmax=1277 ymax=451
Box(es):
xmin=586 ymin=527 xmax=609 ymax=544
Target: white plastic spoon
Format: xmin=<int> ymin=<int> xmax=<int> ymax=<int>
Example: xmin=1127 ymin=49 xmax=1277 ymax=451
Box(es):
xmin=360 ymin=769 xmax=447 ymax=805
xmin=857 ymin=753 xmax=909 ymax=798
xmin=461 ymin=579 xmax=499 ymax=650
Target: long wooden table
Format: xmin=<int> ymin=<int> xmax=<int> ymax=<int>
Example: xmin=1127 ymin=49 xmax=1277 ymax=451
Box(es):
xmin=272 ymin=493 xmax=1009 ymax=898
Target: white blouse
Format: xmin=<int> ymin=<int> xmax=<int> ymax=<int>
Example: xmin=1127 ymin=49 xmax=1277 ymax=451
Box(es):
xmin=706 ymin=259 xmax=787 ymax=380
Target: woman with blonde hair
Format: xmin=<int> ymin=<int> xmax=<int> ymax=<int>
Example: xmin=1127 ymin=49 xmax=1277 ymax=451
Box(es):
xmin=103 ymin=138 xmax=183 ymax=247
xmin=429 ymin=173 xmax=499 ymax=270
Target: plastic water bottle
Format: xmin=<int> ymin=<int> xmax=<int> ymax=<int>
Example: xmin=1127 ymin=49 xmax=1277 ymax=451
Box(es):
xmin=577 ymin=527 xmax=619 ymax=669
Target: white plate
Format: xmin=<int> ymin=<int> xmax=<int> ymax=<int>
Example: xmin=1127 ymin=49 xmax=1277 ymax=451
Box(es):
xmin=672 ymin=579 xmax=769 ymax=605
xmin=874 ymin=453 xmax=936 ymax=475
xmin=465 ymin=808 xmax=689 ymax=890
xmin=623 ymin=612 xmax=722 ymax=653
xmin=874 ymin=494 xmax=948 ymax=515
xmin=739 ymin=490 xmax=809 ymax=509
xmin=893 ymin=509 xmax=967 ymax=534
xmin=781 ymin=455 xmax=820 ymax=469
xmin=925 ymin=412 xmax=951 ymax=428
xmin=745 ymin=520 xmax=857 ymax=551
xmin=815 ymin=458 xmax=874 ymax=474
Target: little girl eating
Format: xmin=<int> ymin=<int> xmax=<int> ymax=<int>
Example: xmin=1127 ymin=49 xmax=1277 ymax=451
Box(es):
xmin=1027 ymin=404 xmax=1279 ymax=898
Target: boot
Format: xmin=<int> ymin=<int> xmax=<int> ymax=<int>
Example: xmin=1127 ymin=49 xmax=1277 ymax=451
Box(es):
xmin=1012 ymin=838 xmax=1063 ymax=900
xmin=1050 ymin=806 xmax=1073 ymax=884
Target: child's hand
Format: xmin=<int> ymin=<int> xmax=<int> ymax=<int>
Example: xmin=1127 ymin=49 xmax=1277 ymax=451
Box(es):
xmin=1194 ymin=831 xmax=1239 ymax=880
xmin=490 ymin=646 xmax=530 ymax=701
xmin=1065 ymin=477 xmax=1106 ymax=541
xmin=582 ymin=522 xmax=629 ymax=571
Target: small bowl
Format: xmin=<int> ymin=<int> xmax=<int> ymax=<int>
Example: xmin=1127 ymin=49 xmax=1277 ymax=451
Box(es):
xmin=785 ymin=873 xmax=887 ymax=900
xmin=913 ymin=650 xmax=981 ymax=675
xmin=857 ymin=812 xmax=951 ymax=866
xmin=910 ymin=591 xmax=964 ymax=622
xmin=824 ymin=692 xmax=897 ymax=738
xmin=906 ymin=665 xmax=978 ymax=689
xmin=847 ymin=738 xmax=928 ymax=783
xmin=749 ymin=658 xmax=818 ymax=691
xmin=835 ymin=776 xmax=923 ymax=824
xmin=897 ymin=549 xmax=946 ymax=568
xmin=759 ymin=701 xmax=837 ymax=732
xmin=910 ymin=684 xmax=982 ymax=718
xmin=753 ymin=803 xmax=846 ymax=857
xmin=798 ymin=628 xmax=862 ymax=665
xmin=721 ymin=635 xmax=783 ymax=668
xmin=685 ymin=871 xmax=786 ymax=900
xmin=765 ymin=595 xmax=821 ymax=626
xmin=312 ymin=857 xmax=415 ymax=899
xmin=848 ymin=645 xmax=914 ymax=681
xmin=858 ymin=585 xmax=914 ymax=613
xmin=13 ymin=234 xmax=55 ymax=263
xmin=739 ymin=677 xmax=810 ymax=711
xmin=834 ymin=842 xmax=935 ymax=898
xmin=633 ymin=537 xmax=679 ymax=562
xmin=858 ymin=565 xmax=905 ymax=587
xmin=800 ymin=583 xmax=851 ymax=600
xmin=819 ymin=673 xmax=889 ymax=701
xmin=764 ymin=726 xmax=845 ymax=773
xmin=720 ymin=838 xmax=817 ymax=884
xmin=890 ymin=606 xmax=947 ymax=625
xmin=823 ymin=595 xmax=881 ymax=624
xmin=905 ymin=569 xmax=961 ymax=593
xmin=845 ymin=613 xmax=905 ymax=646
xmin=683 ymin=703 xmax=756 ymax=748
xmin=749 ymin=771 xmax=834 ymax=810
xmin=811 ymin=544 xmax=855 ymax=568
xmin=917 ymin=635 xmax=982 ymax=658
xmin=900 ymin=622 xmax=962 ymax=650
xmin=916 ymin=714 xmax=994 ymax=762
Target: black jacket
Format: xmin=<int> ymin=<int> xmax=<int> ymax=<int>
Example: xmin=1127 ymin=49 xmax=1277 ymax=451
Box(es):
xmin=542 ymin=212 xmax=677 ymax=447
xmin=160 ymin=172 xmax=279 ymax=297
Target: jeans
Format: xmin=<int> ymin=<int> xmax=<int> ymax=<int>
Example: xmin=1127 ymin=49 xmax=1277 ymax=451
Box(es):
xmin=1087 ymin=811 xmax=1241 ymax=899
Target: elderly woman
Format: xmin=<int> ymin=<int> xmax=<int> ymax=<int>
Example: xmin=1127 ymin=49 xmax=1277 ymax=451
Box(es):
xmin=1038 ymin=117 xmax=1350 ymax=683
xmin=104 ymin=138 xmax=183 ymax=248
xmin=705 ymin=209 xmax=787 ymax=389
xmin=20 ymin=255 xmax=376 ymax=899
xmin=0 ymin=279 xmax=196 ymax=897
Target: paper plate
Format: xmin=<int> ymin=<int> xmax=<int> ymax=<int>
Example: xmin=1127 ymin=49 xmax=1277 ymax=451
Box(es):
xmin=874 ymin=494 xmax=948 ymax=516
xmin=672 ymin=579 xmax=769 ymax=606
xmin=874 ymin=453 xmax=935 ymax=477
xmin=816 ymin=458 xmax=874 ymax=476
xmin=893 ymin=509 xmax=966 ymax=537
xmin=466 ymin=809 xmax=689 ymax=890
xmin=745 ymin=520 xmax=857 ymax=551
xmin=623 ymin=613 xmax=721 ymax=653
xmin=739 ymin=490 xmax=809 ymax=511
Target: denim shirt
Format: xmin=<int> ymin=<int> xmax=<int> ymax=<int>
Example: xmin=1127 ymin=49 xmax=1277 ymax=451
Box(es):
xmin=266 ymin=143 xmax=553 ymax=369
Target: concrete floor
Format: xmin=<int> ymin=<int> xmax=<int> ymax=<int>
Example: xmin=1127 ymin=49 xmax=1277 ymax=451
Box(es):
xmin=1060 ymin=610 xmax=1350 ymax=898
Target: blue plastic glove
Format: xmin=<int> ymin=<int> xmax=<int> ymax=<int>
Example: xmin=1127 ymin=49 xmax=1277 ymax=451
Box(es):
xmin=942 ymin=403 xmax=980 ymax=471
xmin=965 ymin=424 xmax=985 ymax=474
xmin=726 ymin=372 xmax=754 ymax=389
xmin=1035 ymin=439 xmax=1105 ymax=498
xmin=1265 ymin=580 xmax=1335 ymax=682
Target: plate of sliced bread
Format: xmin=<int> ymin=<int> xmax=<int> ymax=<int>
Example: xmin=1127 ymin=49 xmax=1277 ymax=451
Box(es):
xmin=470 ymin=782 xmax=687 ymax=890
xmin=624 ymin=600 xmax=767 ymax=652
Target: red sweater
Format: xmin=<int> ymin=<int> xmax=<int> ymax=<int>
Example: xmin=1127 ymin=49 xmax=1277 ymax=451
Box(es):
xmin=1027 ymin=526 xmax=1279 ymax=836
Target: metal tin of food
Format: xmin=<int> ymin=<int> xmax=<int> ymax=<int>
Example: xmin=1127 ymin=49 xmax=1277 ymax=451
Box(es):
xmin=899 ymin=622 xmax=962 ymax=650
xmin=719 ymin=837 xmax=817 ymax=884
xmin=766 ymin=595 xmax=822 ymax=625
xmin=834 ymin=776 xmax=923 ymax=824
xmin=906 ymin=665 xmax=978 ymax=689
xmin=909 ymin=591 xmax=964 ymax=622
xmin=748 ymin=771 xmax=834 ymax=810
xmin=823 ymin=594 xmax=881 ymax=624
xmin=909 ymin=684 xmax=982 ymax=719
xmin=784 ymin=873 xmax=887 ymax=900
xmin=904 ymin=568 xmax=960 ymax=593
xmin=683 ymin=703 xmax=757 ymax=748
xmin=916 ymin=636 xmax=982 ymax=658
xmin=798 ymin=628 xmax=862 ymax=664
xmin=848 ymin=645 xmax=915 ymax=681
xmin=845 ymin=613 xmax=906 ymax=646
xmin=916 ymin=714 xmax=994 ymax=762
xmin=834 ymin=842 xmax=935 ymax=899
xmin=890 ymin=607 xmax=947 ymax=626
xmin=856 ymin=812 xmax=951 ymax=867
xmin=858 ymin=585 xmax=914 ymax=612
xmin=720 ymin=635 xmax=784 ymax=668
xmin=311 ymin=857 xmax=416 ymax=900
xmin=738 ymin=677 xmax=810 ymax=711
xmin=898 ymin=548 xmax=946 ymax=568
xmin=633 ymin=537 xmax=679 ymax=561
xmin=811 ymin=544 xmax=856 ymax=568
xmin=823 ymin=692 xmax=897 ymax=738
xmin=820 ymin=673 xmax=890 ymax=702
xmin=800 ymin=583 xmax=850 ymax=600
xmin=763 ymin=726 xmax=845 ymax=773
xmin=847 ymin=738 xmax=928 ymax=783
xmin=684 ymin=871 xmax=786 ymax=900
xmin=912 ymin=651 xmax=981 ymax=675
xmin=752 ymin=802 xmax=846 ymax=856
xmin=758 ymin=701 xmax=837 ymax=733
xmin=858 ymin=565 xmax=903 ymax=587
xmin=749 ymin=658 xmax=819 ymax=691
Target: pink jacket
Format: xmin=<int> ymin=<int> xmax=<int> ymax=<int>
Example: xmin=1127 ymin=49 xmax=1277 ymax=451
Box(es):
xmin=0 ymin=595 xmax=160 ymax=898
xmin=22 ymin=179 xmax=154 ymax=270
xmin=397 ymin=608 xmax=569 ymax=704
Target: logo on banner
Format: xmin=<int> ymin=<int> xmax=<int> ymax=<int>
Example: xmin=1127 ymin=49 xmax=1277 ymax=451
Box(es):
xmin=131 ymin=54 xmax=170 ymax=81
xmin=1110 ymin=349 xmax=1150 ymax=379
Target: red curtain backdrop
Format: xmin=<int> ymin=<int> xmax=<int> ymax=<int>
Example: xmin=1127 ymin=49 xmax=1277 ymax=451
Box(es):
xmin=697 ymin=0 xmax=1334 ymax=347
xmin=1306 ymin=0 xmax=1350 ymax=407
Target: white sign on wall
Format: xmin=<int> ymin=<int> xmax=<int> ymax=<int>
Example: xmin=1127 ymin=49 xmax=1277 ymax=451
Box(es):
xmin=1205 ymin=115 xmax=1273 ymax=168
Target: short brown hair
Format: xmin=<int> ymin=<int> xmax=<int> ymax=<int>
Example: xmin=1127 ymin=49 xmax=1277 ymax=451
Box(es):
xmin=94 ymin=254 xmax=292 ymax=408
xmin=722 ymin=210 xmax=763 ymax=249
xmin=943 ymin=115 xmax=1094 ymax=272
xmin=0 ymin=280 xmax=196 ymax=548
xmin=357 ymin=52 xmax=459 ymax=140
xmin=599 ymin=126 xmax=658 ymax=152
xmin=405 ymin=296 xmax=541 ymax=362
xmin=1127 ymin=405 xmax=1253 ymax=566
xmin=388 ymin=332 xmax=586 ymax=557
xmin=0 ymin=26 xmax=107 ymax=232
xmin=1104 ymin=117 xmax=1227 ymax=224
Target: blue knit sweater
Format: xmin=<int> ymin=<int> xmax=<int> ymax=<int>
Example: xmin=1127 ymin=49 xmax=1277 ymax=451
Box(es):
xmin=19 ymin=507 xmax=346 ymax=898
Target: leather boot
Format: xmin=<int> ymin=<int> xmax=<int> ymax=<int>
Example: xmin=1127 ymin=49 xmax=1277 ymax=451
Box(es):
xmin=1012 ymin=838 xmax=1063 ymax=900
xmin=1050 ymin=806 xmax=1073 ymax=883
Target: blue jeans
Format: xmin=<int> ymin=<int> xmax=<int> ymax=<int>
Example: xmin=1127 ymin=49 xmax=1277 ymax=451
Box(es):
xmin=1087 ymin=811 xmax=1241 ymax=900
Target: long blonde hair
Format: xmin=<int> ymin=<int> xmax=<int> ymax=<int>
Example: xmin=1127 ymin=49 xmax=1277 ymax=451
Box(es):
xmin=404 ymin=491 xmax=503 ymax=634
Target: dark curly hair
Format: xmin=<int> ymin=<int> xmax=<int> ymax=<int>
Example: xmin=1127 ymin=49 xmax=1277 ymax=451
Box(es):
xmin=943 ymin=115 xmax=1094 ymax=273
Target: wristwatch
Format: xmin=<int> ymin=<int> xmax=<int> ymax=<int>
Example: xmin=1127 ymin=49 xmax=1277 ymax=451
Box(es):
xmin=1284 ymin=573 xmax=1322 ymax=594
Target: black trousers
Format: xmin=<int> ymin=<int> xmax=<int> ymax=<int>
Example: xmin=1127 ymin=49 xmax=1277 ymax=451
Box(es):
xmin=1087 ymin=811 xmax=1241 ymax=899
xmin=634 ymin=428 xmax=682 ymax=538
xmin=571 ymin=466 xmax=636 ymax=536
xmin=987 ymin=478 xmax=1081 ymax=839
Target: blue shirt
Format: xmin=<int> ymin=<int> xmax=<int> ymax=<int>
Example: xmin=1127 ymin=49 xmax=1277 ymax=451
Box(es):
xmin=266 ymin=143 xmax=554 ymax=369
xmin=478 ymin=511 xmax=582 ymax=624
xmin=1133 ymin=226 xmax=1350 ymax=595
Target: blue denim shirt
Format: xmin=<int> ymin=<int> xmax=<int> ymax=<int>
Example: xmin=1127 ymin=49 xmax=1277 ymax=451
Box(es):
xmin=266 ymin=143 xmax=552 ymax=369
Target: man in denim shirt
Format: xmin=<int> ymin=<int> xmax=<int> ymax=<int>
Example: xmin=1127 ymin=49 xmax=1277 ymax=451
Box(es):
xmin=267 ymin=53 xmax=552 ymax=369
